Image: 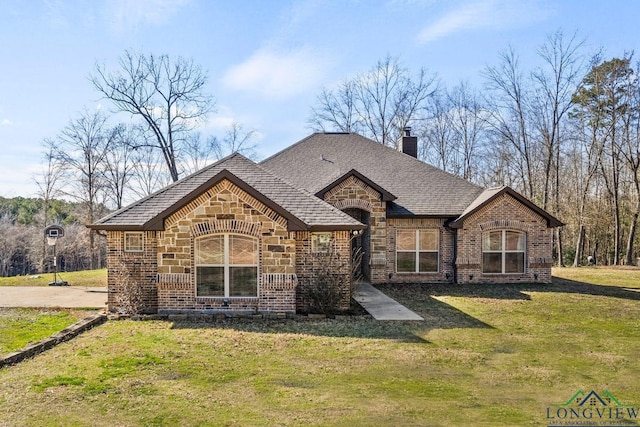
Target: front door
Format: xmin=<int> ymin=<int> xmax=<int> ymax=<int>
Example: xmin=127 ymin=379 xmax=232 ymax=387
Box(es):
xmin=343 ymin=208 xmax=370 ymax=282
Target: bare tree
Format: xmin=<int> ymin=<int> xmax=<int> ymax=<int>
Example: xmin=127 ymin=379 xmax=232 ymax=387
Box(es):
xmin=33 ymin=144 xmax=65 ymax=271
xmin=308 ymin=79 xmax=362 ymax=133
xmin=130 ymin=144 xmax=172 ymax=198
xmin=102 ymin=124 xmax=137 ymax=209
xmin=309 ymin=56 xmax=437 ymax=147
xmin=484 ymin=47 xmax=537 ymax=200
xmin=419 ymin=91 xmax=455 ymax=172
xmin=447 ymin=82 xmax=488 ymax=182
xmin=572 ymin=56 xmax=633 ymax=264
xmin=621 ymin=61 xmax=640 ymax=265
xmin=221 ymin=121 xmax=258 ymax=160
xmin=48 ymin=109 xmax=111 ymax=269
xmin=91 ymin=50 xmax=215 ymax=182
xmin=530 ymin=31 xmax=586 ymax=266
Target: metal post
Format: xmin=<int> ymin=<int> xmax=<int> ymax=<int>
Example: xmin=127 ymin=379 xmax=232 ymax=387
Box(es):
xmin=53 ymin=243 xmax=57 ymax=284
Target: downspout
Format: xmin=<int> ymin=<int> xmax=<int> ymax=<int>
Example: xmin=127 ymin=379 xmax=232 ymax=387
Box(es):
xmin=452 ymin=229 xmax=458 ymax=284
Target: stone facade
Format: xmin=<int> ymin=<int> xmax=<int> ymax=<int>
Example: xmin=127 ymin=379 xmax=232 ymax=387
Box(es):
xmin=455 ymin=193 xmax=553 ymax=283
xmin=322 ymin=175 xmax=387 ymax=284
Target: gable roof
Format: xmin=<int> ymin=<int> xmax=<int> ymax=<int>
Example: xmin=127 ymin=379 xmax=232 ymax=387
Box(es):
xmin=261 ymin=132 xmax=484 ymax=217
xmin=315 ymin=169 xmax=397 ymax=201
xmin=449 ymin=186 xmax=564 ymax=228
xmin=89 ymin=153 xmax=365 ymax=232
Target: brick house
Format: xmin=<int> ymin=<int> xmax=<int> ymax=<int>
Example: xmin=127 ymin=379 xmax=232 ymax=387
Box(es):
xmin=89 ymin=131 xmax=562 ymax=315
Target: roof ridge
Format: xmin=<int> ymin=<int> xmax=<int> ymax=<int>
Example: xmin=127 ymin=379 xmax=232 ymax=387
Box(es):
xmin=259 ymin=133 xmax=323 ymax=164
xmin=252 ymin=156 xmax=361 ymax=223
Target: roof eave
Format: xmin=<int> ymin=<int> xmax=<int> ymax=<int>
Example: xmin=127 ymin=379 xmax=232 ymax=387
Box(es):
xmin=450 ymin=187 xmax=564 ymax=229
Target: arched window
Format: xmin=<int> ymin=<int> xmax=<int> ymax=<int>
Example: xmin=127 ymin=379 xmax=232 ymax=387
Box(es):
xmin=195 ymin=234 xmax=258 ymax=297
xmin=482 ymin=230 xmax=526 ymax=274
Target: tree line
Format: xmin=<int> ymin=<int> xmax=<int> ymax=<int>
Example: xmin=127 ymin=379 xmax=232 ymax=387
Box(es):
xmin=0 ymin=197 xmax=104 ymax=277
xmin=309 ymin=31 xmax=640 ymax=267
xmin=5 ymin=31 xmax=638 ymax=277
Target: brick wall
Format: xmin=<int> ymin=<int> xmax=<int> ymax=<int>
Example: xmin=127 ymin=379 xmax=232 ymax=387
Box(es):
xmin=386 ymin=218 xmax=455 ymax=283
xmin=455 ymin=193 xmax=553 ymax=283
xmin=322 ymin=176 xmax=387 ymax=284
xmin=106 ymin=231 xmax=158 ymax=314
xmin=295 ymin=230 xmax=352 ymax=312
xmin=108 ymin=179 xmax=301 ymax=314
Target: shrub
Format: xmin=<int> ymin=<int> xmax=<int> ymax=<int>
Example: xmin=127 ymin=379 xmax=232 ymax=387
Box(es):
xmin=302 ymin=251 xmax=349 ymax=315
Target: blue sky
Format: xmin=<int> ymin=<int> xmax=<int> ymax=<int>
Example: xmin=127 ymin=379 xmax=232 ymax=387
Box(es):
xmin=0 ymin=0 xmax=638 ymax=198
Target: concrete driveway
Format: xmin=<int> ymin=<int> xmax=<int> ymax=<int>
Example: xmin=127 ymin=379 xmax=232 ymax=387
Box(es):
xmin=0 ymin=286 xmax=107 ymax=308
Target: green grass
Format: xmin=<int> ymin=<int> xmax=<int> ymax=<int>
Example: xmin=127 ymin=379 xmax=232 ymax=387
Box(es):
xmin=552 ymin=264 xmax=640 ymax=289
xmin=0 ymin=268 xmax=106 ymax=287
xmin=0 ymin=268 xmax=638 ymax=426
xmin=0 ymin=308 xmax=85 ymax=354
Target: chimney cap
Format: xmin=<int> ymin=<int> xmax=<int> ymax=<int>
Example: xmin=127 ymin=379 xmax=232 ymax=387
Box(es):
xmin=403 ymin=126 xmax=411 ymax=136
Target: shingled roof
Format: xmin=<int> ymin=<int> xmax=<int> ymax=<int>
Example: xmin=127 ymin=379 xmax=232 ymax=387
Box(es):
xmin=261 ymin=132 xmax=484 ymax=217
xmin=90 ymin=153 xmax=365 ymax=231
xmin=449 ymin=186 xmax=564 ymax=228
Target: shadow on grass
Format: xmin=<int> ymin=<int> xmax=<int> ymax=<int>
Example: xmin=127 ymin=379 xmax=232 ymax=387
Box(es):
xmin=380 ymin=278 xmax=640 ymax=303
xmin=167 ymin=276 xmax=636 ymax=342
xmin=169 ymin=292 xmax=493 ymax=343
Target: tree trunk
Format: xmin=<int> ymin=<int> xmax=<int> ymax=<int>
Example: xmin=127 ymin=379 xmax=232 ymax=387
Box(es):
xmin=624 ymin=202 xmax=639 ymax=265
xmin=556 ymin=227 xmax=565 ymax=267
xmin=573 ymin=225 xmax=585 ymax=267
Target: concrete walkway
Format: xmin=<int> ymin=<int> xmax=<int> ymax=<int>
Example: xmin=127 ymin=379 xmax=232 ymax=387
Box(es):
xmin=353 ymin=283 xmax=423 ymax=320
xmin=0 ymin=286 xmax=108 ymax=309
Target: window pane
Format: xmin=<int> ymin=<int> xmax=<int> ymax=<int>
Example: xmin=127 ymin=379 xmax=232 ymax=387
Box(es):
xmin=229 ymin=267 xmax=258 ymax=296
xmin=312 ymin=233 xmax=332 ymax=253
xmin=196 ymin=236 xmax=224 ymax=265
xmin=397 ymin=252 xmax=416 ymax=272
xmin=419 ymin=252 xmax=438 ymax=272
xmin=230 ymin=235 xmax=257 ymax=265
xmin=397 ymin=230 xmax=416 ymax=251
xmin=197 ymin=266 xmax=224 ymax=296
xmin=505 ymin=231 xmax=525 ymax=251
xmin=419 ymin=230 xmax=438 ymax=251
xmin=505 ymin=253 xmax=525 ymax=273
xmin=482 ymin=231 xmax=502 ymax=251
xmin=125 ymin=233 xmax=143 ymax=252
xmin=482 ymin=253 xmax=502 ymax=273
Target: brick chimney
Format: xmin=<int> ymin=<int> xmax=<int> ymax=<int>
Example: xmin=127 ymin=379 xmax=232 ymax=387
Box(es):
xmin=400 ymin=127 xmax=417 ymax=158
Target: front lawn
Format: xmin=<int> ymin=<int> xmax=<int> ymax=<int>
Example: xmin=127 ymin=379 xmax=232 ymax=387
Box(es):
xmin=0 ymin=269 xmax=107 ymax=287
xmin=0 ymin=268 xmax=638 ymax=426
xmin=0 ymin=308 xmax=86 ymax=354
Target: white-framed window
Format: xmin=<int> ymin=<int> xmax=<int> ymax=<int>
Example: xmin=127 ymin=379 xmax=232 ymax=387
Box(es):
xmin=124 ymin=232 xmax=144 ymax=252
xmin=311 ymin=232 xmax=333 ymax=253
xmin=482 ymin=230 xmax=526 ymax=274
xmin=396 ymin=229 xmax=439 ymax=273
xmin=195 ymin=234 xmax=259 ymax=297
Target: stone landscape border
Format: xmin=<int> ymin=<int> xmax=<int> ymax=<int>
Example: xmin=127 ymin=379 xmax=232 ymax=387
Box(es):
xmin=0 ymin=313 xmax=107 ymax=368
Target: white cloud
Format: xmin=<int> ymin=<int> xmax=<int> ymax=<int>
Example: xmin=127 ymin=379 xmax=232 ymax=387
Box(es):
xmin=222 ymin=47 xmax=332 ymax=99
xmin=105 ymin=0 xmax=191 ymax=34
xmin=417 ymin=0 xmax=553 ymax=44
xmin=1 ymin=119 xmax=12 ymax=126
